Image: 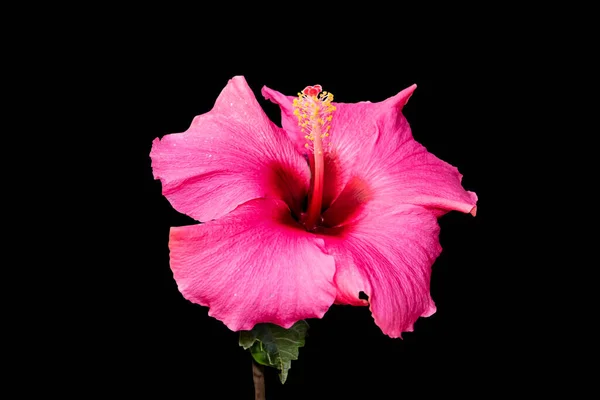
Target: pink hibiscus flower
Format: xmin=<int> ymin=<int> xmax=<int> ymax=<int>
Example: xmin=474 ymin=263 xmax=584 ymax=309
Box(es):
xmin=150 ymin=76 xmax=477 ymax=338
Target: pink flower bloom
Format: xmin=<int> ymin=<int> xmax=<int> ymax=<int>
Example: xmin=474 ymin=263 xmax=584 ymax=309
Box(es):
xmin=150 ymin=76 xmax=477 ymax=338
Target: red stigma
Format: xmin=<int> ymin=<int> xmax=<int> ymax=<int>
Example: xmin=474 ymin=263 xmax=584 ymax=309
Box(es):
xmin=302 ymin=85 xmax=323 ymax=97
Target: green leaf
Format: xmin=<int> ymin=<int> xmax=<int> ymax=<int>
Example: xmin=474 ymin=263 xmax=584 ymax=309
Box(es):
xmin=239 ymin=320 xmax=309 ymax=384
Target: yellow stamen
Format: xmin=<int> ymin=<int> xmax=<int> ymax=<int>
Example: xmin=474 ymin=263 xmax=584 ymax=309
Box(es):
xmin=292 ymin=86 xmax=336 ymax=153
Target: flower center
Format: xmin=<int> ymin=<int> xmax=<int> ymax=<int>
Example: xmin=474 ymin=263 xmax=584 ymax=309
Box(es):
xmin=293 ymin=85 xmax=336 ymax=231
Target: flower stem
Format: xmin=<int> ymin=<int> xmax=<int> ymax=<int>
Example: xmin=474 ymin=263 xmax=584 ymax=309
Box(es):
xmin=252 ymin=360 xmax=265 ymax=400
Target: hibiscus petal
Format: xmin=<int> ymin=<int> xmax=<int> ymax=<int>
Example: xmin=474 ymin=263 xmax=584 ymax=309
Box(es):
xmin=151 ymin=76 xmax=310 ymax=222
xmin=263 ymin=84 xmax=477 ymax=220
xmin=169 ymin=198 xmax=337 ymax=331
xmin=261 ymin=86 xmax=307 ymax=154
xmin=321 ymin=205 xmax=441 ymax=338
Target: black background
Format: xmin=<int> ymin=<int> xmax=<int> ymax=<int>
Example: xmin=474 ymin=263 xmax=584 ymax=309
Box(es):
xmin=98 ymin=18 xmax=527 ymax=399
